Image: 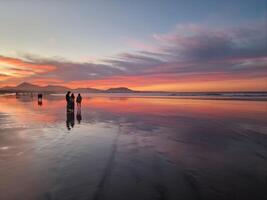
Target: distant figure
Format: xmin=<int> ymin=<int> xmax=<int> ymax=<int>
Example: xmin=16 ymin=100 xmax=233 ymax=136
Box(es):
xmin=38 ymin=93 xmax=43 ymax=100
xmin=76 ymin=93 xmax=82 ymax=108
xmin=38 ymin=93 xmax=43 ymax=106
xmin=66 ymin=91 xmax=71 ymax=112
xmin=71 ymin=93 xmax=75 ymax=111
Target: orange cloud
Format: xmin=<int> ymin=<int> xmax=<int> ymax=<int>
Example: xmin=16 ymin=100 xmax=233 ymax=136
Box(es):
xmin=30 ymin=78 xmax=65 ymax=86
xmin=0 ymin=73 xmax=10 ymax=81
xmin=0 ymin=55 xmax=56 ymax=81
xmin=0 ymin=56 xmax=55 ymax=71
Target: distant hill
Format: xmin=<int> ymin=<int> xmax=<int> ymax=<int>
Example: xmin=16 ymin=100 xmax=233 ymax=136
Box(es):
xmin=106 ymin=87 xmax=135 ymax=93
xmin=16 ymin=82 xmax=41 ymax=91
xmin=0 ymin=82 xmax=70 ymax=93
xmin=42 ymin=85 xmax=70 ymax=92
xmin=73 ymin=88 xmax=102 ymax=93
xmin=0 ymin=82 xmax=136 ymax=93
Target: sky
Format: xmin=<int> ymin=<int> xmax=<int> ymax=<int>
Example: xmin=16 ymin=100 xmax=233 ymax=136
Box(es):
xmin=0 ymin=0 xmax=266 ymax=91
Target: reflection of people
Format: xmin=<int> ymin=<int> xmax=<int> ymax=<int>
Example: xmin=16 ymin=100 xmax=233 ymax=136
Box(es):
xmin=76 ymin=106 xmax=82 ymax=124
xmin=76 ymin=93 xmax=82 ymax=108
xmin=66 ymin=109 xmax=75 ymax=130
xmin=38 ymin=99 xmax=43 ymax=106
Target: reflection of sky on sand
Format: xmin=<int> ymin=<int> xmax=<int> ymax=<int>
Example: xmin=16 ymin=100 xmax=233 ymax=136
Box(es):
xmin=0 ymin=95 xmax=267 ymax=200
xmin=0 ymin=95 xmax=266 ymax=127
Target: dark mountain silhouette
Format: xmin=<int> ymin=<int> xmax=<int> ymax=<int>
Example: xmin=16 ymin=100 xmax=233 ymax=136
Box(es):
xmin=16 ymin=82 xmax=41 ymax=91
xmin=0 ymin=82 xmax=136 ymax=93
xmin=1 ymin=82 xmax=69 ymax=92
xmin=43 ymin=85 xmax=70 ymax=92
xmin=73 ymin=88 xmax=102 ymax=93
xmin=106 ymin=87 xmax=135 ymax=93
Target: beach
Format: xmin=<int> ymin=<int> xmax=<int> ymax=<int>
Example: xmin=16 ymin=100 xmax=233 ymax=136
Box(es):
xmin=0 ymin=94 xmax=267 ymax=200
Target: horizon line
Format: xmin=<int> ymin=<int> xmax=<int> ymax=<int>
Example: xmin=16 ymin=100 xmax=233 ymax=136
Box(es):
xmin=1 ymin=82 xmax=267 ymax=93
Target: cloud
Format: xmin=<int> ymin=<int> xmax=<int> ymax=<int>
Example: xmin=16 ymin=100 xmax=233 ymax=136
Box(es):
xmin=0 ymin=55 xmax=56 ymax=81
xmin=0 ymin=22 xmax=266 ymax=91
xmin=151 ymin=23 xmax=267 ymax=73
xmin=102 ymin=23 xmax=267 ymax=80
xmin=0 ymin=73 xmax=10 ymax=81
xmin=0 ymin=55 xmax=55 ymax=73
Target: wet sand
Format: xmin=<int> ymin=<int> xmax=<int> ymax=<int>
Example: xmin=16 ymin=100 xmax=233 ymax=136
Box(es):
xmin=0 ymin=95 xmax=267 ymax=200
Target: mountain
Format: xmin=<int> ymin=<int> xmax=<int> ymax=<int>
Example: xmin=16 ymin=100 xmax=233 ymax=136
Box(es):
xmin=0 ymin=86 xmax=14 ymax=90
xmin=0 ymin=82 xmax=137 ymax=93
xmin=73 ymin=88 xmax=102 ymax=93
xmin=42 ymin=85 xmax=70 ymax=92
xmin=16 ymin=82 xmax=40 ymax=91
xmin=0 ymin=82 xmax=69 ymax=93
xmin=106 ymin=87 xmax=135 ymax=93
xmin=16 ymin=82 xmax=41 ymax=91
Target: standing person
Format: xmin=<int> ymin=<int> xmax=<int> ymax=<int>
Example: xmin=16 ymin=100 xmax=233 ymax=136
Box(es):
xmin=76 ymin=93 xmax=82 ymax=108
xmin=38 ymin=93 xmax=43 ymax=106
xmin=66 ymin=91 xmax=71 ymax=102
xmin=66 ymin=91 xmax=71 ymax=111
xmin=71 ymin=93 xmax=75 ymax=111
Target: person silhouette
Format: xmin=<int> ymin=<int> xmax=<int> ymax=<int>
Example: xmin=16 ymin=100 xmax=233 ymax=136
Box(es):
xmin=76 ymin=93 xmax=82 ymax=108
xmin=66 ymin=91 xmax=71 ymax=102
xmin=66 ymin=91 xmax=71 ymax=111
xmin=71 ymin=93 xmax=75 ymax=111
xmin=38 ymin=93 xmax=43 ymax=100
xmin=38 ymin=93 xmax=43 ymax=106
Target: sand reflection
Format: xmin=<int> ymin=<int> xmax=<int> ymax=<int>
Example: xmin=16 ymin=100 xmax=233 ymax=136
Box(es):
xmin=0 ymin=95 xmax=267 ymax=200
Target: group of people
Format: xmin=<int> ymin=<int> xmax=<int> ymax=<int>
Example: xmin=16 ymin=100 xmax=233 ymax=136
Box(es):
xmin=65 ymin=91 xmax=82 ymax=112
xmin=65 ymin=92 xmax=83 ymax=130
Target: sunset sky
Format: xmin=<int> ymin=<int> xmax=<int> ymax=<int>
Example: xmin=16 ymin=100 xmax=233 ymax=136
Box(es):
xmin=0 ymin=0 xmax=266 ymax=91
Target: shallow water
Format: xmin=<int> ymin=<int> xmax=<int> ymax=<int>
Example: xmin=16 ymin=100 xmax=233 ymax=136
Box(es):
xmin=0 ymin=95 xmax=267 ymax=200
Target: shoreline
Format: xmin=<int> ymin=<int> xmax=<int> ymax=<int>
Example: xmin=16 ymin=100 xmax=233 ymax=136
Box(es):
xmin=1 ymin=92 xmax=267 ymax=101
